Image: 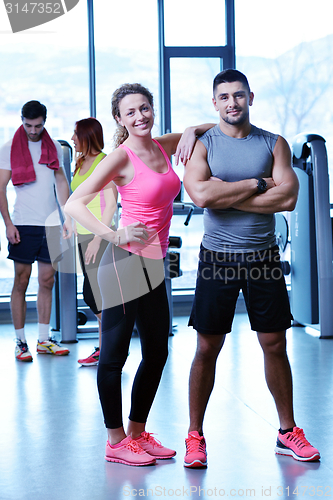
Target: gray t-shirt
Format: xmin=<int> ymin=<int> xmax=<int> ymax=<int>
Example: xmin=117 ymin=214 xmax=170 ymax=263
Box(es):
xmin=199 ymin=124 xmax=278 ymax=253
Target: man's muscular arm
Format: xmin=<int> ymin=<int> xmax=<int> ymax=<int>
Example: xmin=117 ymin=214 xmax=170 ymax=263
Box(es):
xmin=183 ymin=140 xmax=269 ymax=209
xmin=232 ymin=136 xmax=299 ymax=214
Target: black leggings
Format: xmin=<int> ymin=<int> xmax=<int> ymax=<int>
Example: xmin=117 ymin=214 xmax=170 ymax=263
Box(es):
xmin=97 ymin=245 xmax=169 ymax=429
xmin=77 ymin=233 xmax=108 ymax=315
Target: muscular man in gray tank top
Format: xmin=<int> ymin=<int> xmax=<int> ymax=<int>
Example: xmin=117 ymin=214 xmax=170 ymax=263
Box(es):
xmin=201 ymin=124 xmax=278 ymax=252
xmin=183 ymin=69 xmax=320 ymax=468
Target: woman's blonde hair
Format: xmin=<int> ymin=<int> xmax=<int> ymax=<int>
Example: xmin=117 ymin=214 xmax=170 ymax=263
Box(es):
xmin=111 ymin=83 xmax=154 ymax=149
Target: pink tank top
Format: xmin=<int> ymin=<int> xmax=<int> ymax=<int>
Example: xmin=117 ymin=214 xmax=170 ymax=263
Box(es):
xmin=117 ymin=139 xmax=181 ymax=259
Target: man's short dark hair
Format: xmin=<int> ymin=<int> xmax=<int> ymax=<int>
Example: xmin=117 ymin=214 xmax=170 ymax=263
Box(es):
xmin=21 ymin=101 xmax=47 ymax=121
xmin=213 ymin=69 xmax=251 ymax=96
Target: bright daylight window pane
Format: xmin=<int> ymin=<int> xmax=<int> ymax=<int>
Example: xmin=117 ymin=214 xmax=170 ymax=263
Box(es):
xmin=235 ymin=0 xmax=333 ymax=198
xmin=93 ymin=0 xmax=160 ymax=153
xmin=170 ymin=57 xmax=220 ymax=182
xmin=170 ymin=57 xmax=220 ymax=289
xmin=164 ymin=0 xmax=226 ymax=47
xmin=0 ymin=2 xmax=89 ymax=295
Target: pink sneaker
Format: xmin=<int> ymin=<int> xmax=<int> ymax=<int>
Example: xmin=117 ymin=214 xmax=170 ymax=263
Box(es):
xmin=184 ymin=431 xmax=207 ymax=468
xmin=105 ymin=436 xmax=156 ymax=466
xmin=78 ymin=347 xmax=100 ymax=366
xmin=134 ymin=431 xmax=176 ymax=459
xmin=275 ymin=427 xmax=320 ymax=462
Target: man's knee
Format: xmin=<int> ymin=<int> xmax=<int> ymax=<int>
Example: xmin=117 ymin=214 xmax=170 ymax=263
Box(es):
xmin=13 ymin=266 xmax=31 ymax=294
xmin=13 ymin=276 xmax=30 ymax=294
xmin=39 ymin=274 xmax=55 ymax=290
xmin=38 ymin=265 xmax=55 ymax=290
xmin=258 ymin=331 xmax=287 ymax=355
xmin=196 ymin=332 xmax=225 ymax=361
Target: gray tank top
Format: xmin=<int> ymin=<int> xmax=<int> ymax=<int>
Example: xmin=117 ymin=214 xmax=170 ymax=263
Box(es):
xmin=199 ymin=124 xmax=278 ymax=252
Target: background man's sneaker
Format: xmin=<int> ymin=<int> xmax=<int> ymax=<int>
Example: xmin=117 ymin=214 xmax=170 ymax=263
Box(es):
xmin=78 ymin=347 xmax=100 ymax=366
xmin=105 ymin=436 xmax=156 ymax=466
xmin=15 ymin=340 xmax=33 ymax=362
xmin=184 ymin=431 xmax=207 ymax=468
xmin=134 ymin=431 xmax=176 ymax=459
xmin=37 ymin=338 xmax=70 ymax=356
xmin=275 ymin=427 xmax=320 ymax=461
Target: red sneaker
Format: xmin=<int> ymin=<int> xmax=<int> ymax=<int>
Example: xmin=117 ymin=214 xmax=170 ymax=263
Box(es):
xmin=184 ymin=431 xmax=207 ymax=468
xmin=78 ymin=347 xmax=100 ymax=366
xmin=105 ymin=436 xmax=156 ymax=466
xmin=135 ymin=431 xmax=176 ymax=459
xmin=275 ymin=427 xmax=320 ymax=462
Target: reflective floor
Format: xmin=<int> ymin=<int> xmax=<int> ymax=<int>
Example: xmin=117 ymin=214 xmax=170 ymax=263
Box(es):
xmin=0 ymin=314 xmax=332 ymax=500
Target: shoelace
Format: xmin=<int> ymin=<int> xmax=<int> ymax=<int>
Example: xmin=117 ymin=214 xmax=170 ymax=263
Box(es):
xmin=126 ymin=439 xmax=145 ymax=454
xmin=141 ymin=432 xmax=162 ymax=448
xmin=48 ymin=338 xmax=60 ymax=346
xmin=186 ymin=434 xmax=206 ymax=453
xmin=18 ymin=341 xmax=29 ymax=352
xmin=286 ymin=427 xmax=310 ymax=449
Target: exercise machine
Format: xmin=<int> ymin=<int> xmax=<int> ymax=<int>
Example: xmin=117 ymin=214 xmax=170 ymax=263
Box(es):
xmin=50 ymin=140 xmax=77 ymax=343
xmin=290 ymin=133 xmax=333 ymax=339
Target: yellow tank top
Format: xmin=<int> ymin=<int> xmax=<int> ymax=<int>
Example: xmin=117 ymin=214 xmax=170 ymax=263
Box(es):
xmin=70 ymin=152 xmax=106 ymax=235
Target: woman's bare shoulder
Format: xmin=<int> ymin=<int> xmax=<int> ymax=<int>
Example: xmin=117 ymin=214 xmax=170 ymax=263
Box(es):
xmin=102 ymin=146 xmax=129 ymax=168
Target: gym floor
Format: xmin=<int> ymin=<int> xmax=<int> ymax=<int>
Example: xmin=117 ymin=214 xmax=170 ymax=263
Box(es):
xmin=0 ymin=314 xmax=332 ymax=500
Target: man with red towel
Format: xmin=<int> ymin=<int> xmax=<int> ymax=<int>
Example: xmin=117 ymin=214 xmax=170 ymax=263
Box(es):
xmin=0 ymin=100 xmax=72 ymax=361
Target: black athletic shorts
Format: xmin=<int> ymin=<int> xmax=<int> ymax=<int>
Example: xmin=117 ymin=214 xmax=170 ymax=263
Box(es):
xmin=8 ymin=225 xmax=62 ymax=265
xmin=188 ymin=244 xmax=293 ymax=335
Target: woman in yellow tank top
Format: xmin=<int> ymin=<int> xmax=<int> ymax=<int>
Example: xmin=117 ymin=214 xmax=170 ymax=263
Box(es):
xmin=71 ymin=118 xmax=118 ymax=366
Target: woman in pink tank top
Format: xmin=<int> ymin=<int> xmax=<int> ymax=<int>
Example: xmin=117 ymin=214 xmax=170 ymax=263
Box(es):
xmin=65 ymin=83 xmax=213 ymax=467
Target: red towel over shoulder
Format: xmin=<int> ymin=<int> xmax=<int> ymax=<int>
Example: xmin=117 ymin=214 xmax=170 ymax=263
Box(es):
xmin=10 ymin=125 xmax=59 ymax=186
